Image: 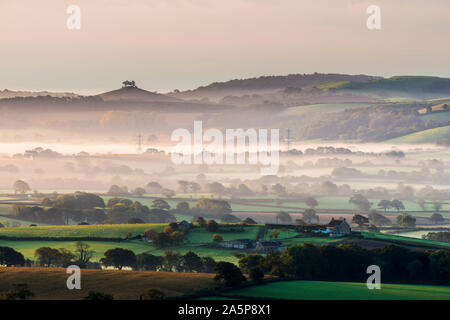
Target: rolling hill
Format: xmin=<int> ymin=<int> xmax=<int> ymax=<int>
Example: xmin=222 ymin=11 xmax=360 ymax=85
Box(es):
xmin=333 ymin=76 xmax=450 ymax=99
xmin=388 ymin=125 xmax=450 ymax=144
xmin=98 ymin=86 xmax=181 ymax=103
xmin=170 ymin=73 xmax=381 ymax=101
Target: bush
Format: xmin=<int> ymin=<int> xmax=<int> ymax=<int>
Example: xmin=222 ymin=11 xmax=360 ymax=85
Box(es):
xmin=139 ymin=289 xmax=166 ymax=300
xmin=249 ymin=267 xmax=264 ymax=282
xmin=83 ymin=291 xmax=114 ymax=300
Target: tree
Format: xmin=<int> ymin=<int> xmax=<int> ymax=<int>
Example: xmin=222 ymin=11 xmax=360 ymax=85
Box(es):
xmin=214 ymin=262 xmax=246 ymax=287
xmin=377 ymin=200 xmax=392 ymax=212
xmin=221 ymin=213 xmax=240 ymax=223
xmin=163 ymin=251 xmax=182 ymax=272
xmin=177 ymin=180 xmax=189 ymax=193
xmin=151 ymin=199 xmax=170 ymax=211
xmin=272 ymin=184 xmax=288 ymax=197
xmin=206 ymin=220 xmax=219 ymax=232
xmin=213 ymin=234 xmax=223 ymax=243
xmin=430 ymin=213 xmax=445 ymax=225
xmin=139 ymin=289 xmax=166 ymax=300
xmin=152 ymin=232 xmax=173 ymax=248
xmin=276 ymin=211 xmax=292 ymax=224
xmin=349 ymin=194 xmax=372 ymax=211
xmin=83 ymin=291 xmax=114 ymax=300
xmin=161 ymin=188 xmax=176 ymax=198
xmin=238 ymin=254 xmax=265 ymax=274
xmin=207 ymin=182 xmax=226 ymax=195
xmin=146 ymin=181 xmax=162 ymax=193
xmin=305 ymin=197 xmax=318 ymax=209
xmin=432 ymin=202 xmax=443 ymax=212
xmin=242 ymin=217 xmax=257 ymax=225
xmin=351 ymin=214 xmax=369 ymax=227
xmin=397 ymin=213 xmax=416 ymax=228
xmin=176 ymin=202 xmax=190 ymax=213
xmin=54 ymin=194 xmax=78 ymax=210
xmin=74 ymin=241 xmax=95 ymax=266
xmin=137 ymin=253 xmax=164 ymax=271
xmin=302 ymin=209 xmax=318 ymax=224
xmin=249 ymin=267 xmax=264 ymax=282
xmin=128 ymin=217 xmax=145 ymax=224
xmin=101 ymin=248 xmax=137 ymax=270
xmin=34 ymin=247 xmax=64 ymax=267
xmin=391 ymin=199 xmax=405 ymax=212
xmin=201 ymin=257 xmax=217 ymax=273
xmin=107 ymin=185 xmax=128 ymax=196
xmin=13 ymin=180 xmax=30 ymax=194
xmin=132 ymin=187 xmax=146 ymax=197
xmin=196 ymin=217 xmax=207 ymax=227
xmin=193 ymin=199 xmax=232 ymax=217
xmin=271 ymin=229 xmax=280 ymax=239
xmin=182 ymin=251 xmax=203 ymax=272
xmin=0 ymin=247 xmax=25 ymax=266
xmin=73 ymin=192 xmax=105 ymax=209
xmin=417 ymin=199 xmax=425 ymax=211
xmin=368 ymin=212 xmax=391 ymax=226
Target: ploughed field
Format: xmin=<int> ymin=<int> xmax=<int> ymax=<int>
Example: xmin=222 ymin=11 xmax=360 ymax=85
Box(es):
xmin=0 ymin=267 xmax=215 ymax=300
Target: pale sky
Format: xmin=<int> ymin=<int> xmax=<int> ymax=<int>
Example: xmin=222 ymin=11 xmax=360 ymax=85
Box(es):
xmin=0 ymin=0 xmax=449 ymax=93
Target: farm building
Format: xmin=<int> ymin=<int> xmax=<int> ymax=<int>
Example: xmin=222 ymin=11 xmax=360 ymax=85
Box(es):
xmin=218 ymin=239 xmax=256 ymax=250
xmin=177 ymin=220 xmax=191 ymax=232
xmin=256 ymin=240 xmax=282 ymax=252
xmin=326 ymin=218 xmax=351 ymax=237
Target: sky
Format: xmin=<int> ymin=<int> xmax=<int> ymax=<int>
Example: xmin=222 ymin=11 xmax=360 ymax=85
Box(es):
xmin=0 ymin=0 xmax=449 ymax=93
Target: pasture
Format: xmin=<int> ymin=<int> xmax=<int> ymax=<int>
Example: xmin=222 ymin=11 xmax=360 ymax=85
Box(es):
xmin=388 ymin=125 xmax=450 ymax=144
xmin=220 ymin=280 xmax=450 ymax=300
xmin=0 ymin=223 xmax=166 ymax=238
xmin=186 ymin=226 xmax=260 ymax=244
xmin=0 ymin=240 xmax=154 ymax=261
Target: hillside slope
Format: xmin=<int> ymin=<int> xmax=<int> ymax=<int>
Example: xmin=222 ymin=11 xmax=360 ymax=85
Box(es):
xmin=388 ymin=125 xmax=450 ymax=144
xmin=171 ymin=73 xmax=381 ymax=101
xmin=335 ymin=76 xmax=450 ymax=99
xmin=0 ymin=267 xmax=214 ymax=300
xmin=98 ymin=86 xmax=181 ymax=103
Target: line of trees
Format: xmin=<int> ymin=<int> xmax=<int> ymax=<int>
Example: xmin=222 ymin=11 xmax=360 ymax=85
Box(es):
xmin=236 ymin=243 xmax=450 ymax=285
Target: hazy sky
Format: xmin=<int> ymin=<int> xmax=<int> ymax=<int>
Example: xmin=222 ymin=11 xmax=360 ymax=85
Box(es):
xmin=0 ymin=0 xmax=449 ymax=93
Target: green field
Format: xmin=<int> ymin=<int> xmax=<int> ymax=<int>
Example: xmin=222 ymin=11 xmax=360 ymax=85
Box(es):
xmin=388 ymin=125 xmax=450 ymax=144
xmin=0 ymin=216 xmax=47 ymax=227
xmin=0 ymin=240 xmax=153 ymax=261
xmin=281 ymin=103 xmax=369 ymax=117
xmin=187 ymin=226 xmax=260 ymax=244
xmin=150 ymin=245 xmax=242 ymax=264
xmin=220 ymin=281 xmax=450 ymax=300
xmin=333 ymin=76 xmax=450 ymax=99
xmin=0 ymin=223 xmax=166 ymax=238
xmin=361 ymin=231 xmax=450 ymax=248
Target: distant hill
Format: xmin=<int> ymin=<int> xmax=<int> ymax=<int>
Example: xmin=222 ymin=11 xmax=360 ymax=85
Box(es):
xmin=332 ymin=76 xmax=450 ymax=99
xmin=0 ymin=89 xmax=79 ymax=99
xmin=98 ymin=86 xmax=181 ymax=103
xmin=170 ymin=73 xmax=381 ymax=101
xmin=388 ymin=125 xmax=450 ymax=144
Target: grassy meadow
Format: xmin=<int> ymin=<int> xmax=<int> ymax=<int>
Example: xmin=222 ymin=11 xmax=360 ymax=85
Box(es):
xmin=220 ymin=280 xmax=450 ymax=300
